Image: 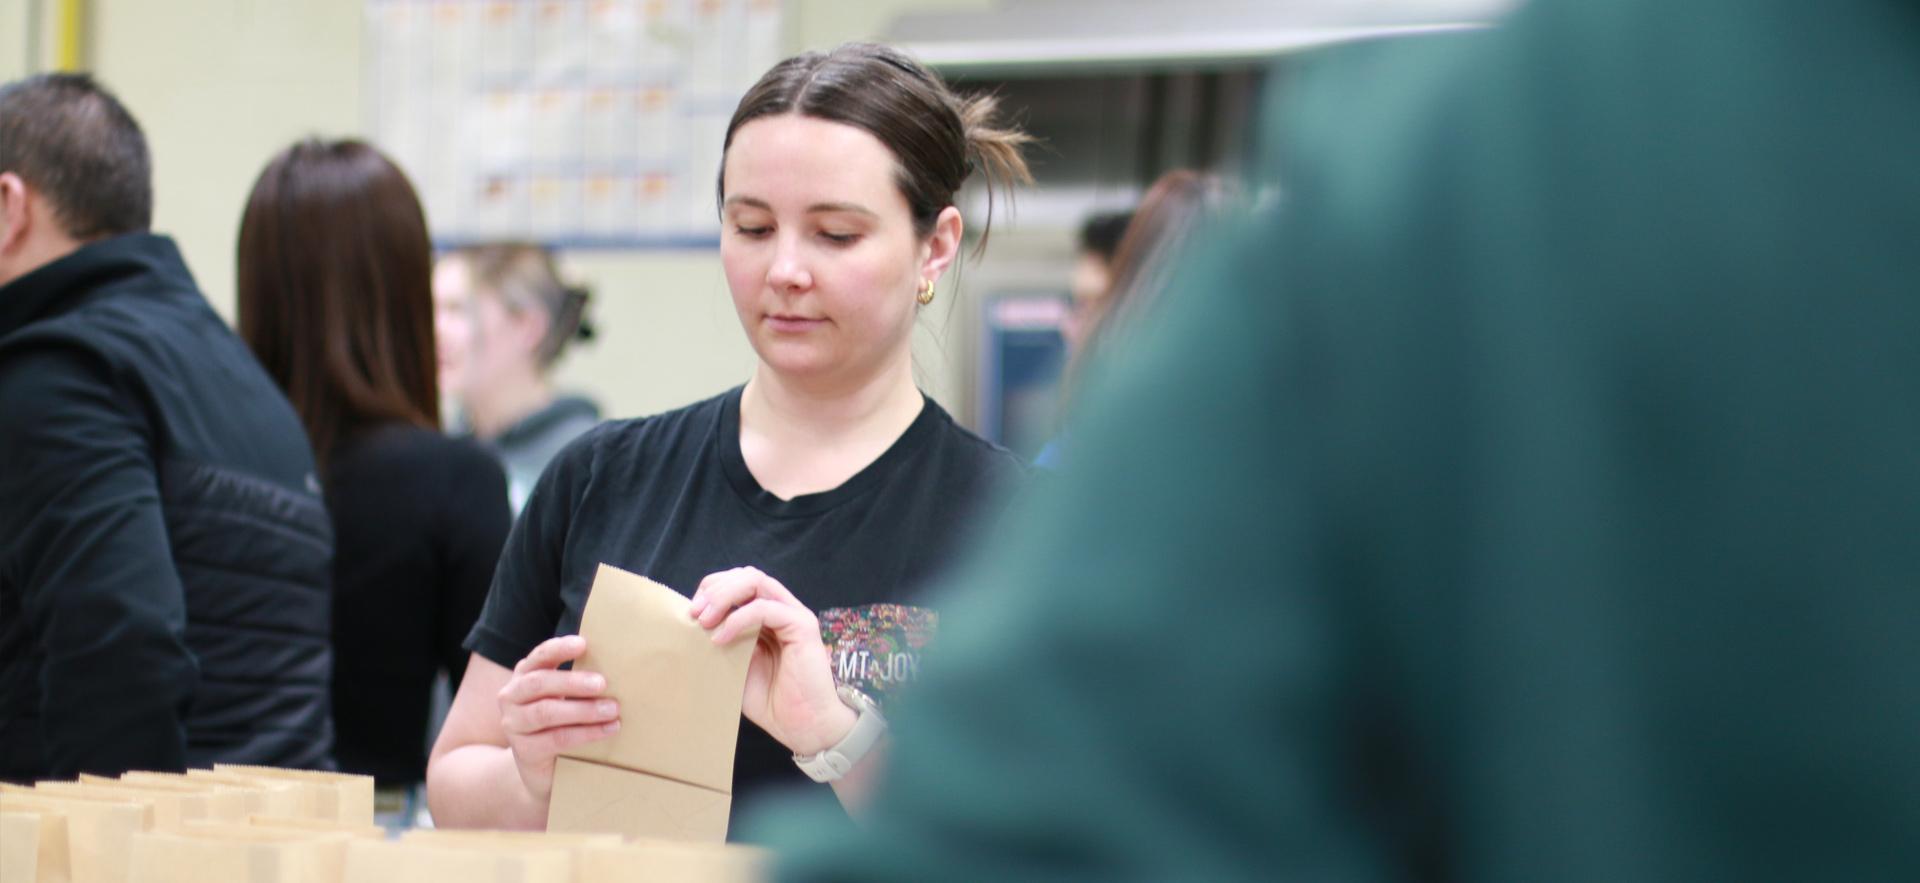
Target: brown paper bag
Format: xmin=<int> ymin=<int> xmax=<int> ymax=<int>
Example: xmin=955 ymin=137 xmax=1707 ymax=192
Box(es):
xmin=80 ymin=775 xmax=250 ymax=822
xmin=575 ymin=839 xmax=770 ymax=883
xmin=244 ymin=815 xmax=385 ymax=839
xmin=340 ymin=838 xmax=572 ymax=883
xmin=125 ymin=826 xmax=350 ymax=883
xmin=559 ymin=564 xmax=756 ymax=792
xmin=33 ymin=781 xmax=205 ymax=830
xmin=398 ymin=828 xmax=621 ymax=850
xmin=180 ymin=771 xmax=314 ymax=819
xmin=547 ymin=758 xmax=732 ymax=843
xmin=213 ymin=765 xmax=375 ymax=828
xmin=121 ymin=772 xmax=288 ymax=818
xmin=0 ymin=791 xmax=149 ymax=883
xmin=3 ymin=809 xmax=68 ymax=883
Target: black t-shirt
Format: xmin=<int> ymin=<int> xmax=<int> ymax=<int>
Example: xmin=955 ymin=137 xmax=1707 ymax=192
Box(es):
xmin=465 ymin=386 xmax=1024 ymax=816
xmin=329 ymin=424 xmax=511 ymax=786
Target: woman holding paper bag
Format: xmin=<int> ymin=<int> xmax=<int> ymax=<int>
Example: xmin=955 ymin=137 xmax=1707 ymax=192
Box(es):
xmin=428 ymin=43 xmax=1032 ymax=830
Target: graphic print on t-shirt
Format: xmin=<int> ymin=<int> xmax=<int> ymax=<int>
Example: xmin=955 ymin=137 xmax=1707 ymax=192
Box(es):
xmin=820 ymin=604 xmax=937 ymax=710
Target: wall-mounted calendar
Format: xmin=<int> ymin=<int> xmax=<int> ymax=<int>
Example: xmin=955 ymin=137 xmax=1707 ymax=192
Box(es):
xmin=366 ymin=0 xmax=785 ymax=248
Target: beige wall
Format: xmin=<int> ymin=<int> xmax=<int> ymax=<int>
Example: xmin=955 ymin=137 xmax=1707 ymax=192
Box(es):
xmin=92 ymin=0 xmax=362 ymax=345
xmin=0 ymin=0 xmax=29 ymax=80
xmin=71 ymin=0 xmax=994 ymax=423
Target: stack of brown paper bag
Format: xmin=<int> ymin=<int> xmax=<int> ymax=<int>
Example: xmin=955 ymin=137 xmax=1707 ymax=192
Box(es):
xmin=2 ymin=808 xmax=65 ymax=883
xmin=119 ymin=771 xmax=280 ymax=818
xmin=210 ymin=766 xmax=374 ymax=828
xmin=342 ymin=837 xmax=573 ymax=883
xmin=0 ymin=765 xmax=372 ymax=883
xmin=81 ymin=773 xmax=252 ymax=822
xmin=337 ymin=830 xmax=769 ymax=883
xmin=547 ymin=564 xmax=757 ymax=843
xmin=0 ymin=787 xmax=151 ymax=883
xmin=244 ymin=814 xmax=385 ymax=839
xmin=126 ymin=823 xmax=355 ymax=883
xmin=1 ymin=754 xmax=780 ymax=882
xmin=575 ymin=838 xmax=770 ymax=883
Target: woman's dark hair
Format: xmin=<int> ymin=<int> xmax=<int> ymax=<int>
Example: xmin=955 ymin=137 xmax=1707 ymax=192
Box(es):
xmin=718 ymin=42 xmax=1033 ymax=255
xmin=237 ymin=138 xmax=439 ymax=471
xmin=443 ymin=242 xmax=594 ymax=368
xmin=1077 ymin=211 xmax=1134 ymax=264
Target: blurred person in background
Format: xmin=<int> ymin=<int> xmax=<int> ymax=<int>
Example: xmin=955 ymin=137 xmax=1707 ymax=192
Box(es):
xmin=0 ymin=74 xmax=333 ymax=781
xmin=433 ymin=243 xmax=601 ymax=515
xmin=1060 ymin=208 xmax=1131 ymax=355
xmin=1037 ymin=170 xmax=1223 ymax=468
xmin=429 ymin=42 xmax=1033 ymax=833
xmin=761 ymin=0 xmax=1920 ymax=878
xmin=238 ymin=138 xmax=511 ymax=825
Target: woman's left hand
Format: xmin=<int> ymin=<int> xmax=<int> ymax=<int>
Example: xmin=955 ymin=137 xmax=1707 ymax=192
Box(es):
xmin=691 ymin=567 xmax=856 ymax=757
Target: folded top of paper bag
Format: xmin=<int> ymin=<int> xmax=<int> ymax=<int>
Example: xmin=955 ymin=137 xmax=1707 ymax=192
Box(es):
xmin=560 ymin=564 xmax=758 ymax=793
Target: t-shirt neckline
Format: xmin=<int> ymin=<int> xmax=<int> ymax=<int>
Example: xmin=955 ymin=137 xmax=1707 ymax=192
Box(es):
xmin=716 ymin=384 xmax=939 ymax=518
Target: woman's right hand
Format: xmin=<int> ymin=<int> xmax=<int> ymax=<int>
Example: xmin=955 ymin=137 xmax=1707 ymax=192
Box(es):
xmin=497 ymin=635 xmax=621 ymax=801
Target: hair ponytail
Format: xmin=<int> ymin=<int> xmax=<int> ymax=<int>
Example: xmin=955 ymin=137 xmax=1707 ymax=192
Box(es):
xmin=956 ymin=92 xmax=1035 ymax=257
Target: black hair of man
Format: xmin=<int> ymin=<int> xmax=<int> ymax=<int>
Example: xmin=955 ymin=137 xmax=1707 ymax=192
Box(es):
xmin=0 ymin=72 xmax=153 ymax=239
xmin=1077 ymin=210 xmax=1133 ymax=264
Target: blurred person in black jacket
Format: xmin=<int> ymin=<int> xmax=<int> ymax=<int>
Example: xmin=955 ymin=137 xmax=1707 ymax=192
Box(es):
xmin=0 ymin=73 xmax=335 ymax=781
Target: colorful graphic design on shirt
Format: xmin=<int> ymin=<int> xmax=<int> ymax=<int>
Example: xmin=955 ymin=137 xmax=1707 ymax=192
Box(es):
xmin=820 ymin=604 xmax=938 ymax=710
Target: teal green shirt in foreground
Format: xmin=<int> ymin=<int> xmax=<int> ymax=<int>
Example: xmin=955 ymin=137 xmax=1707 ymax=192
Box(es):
xmin=758 ymin=0 xmax=1920 ymax=878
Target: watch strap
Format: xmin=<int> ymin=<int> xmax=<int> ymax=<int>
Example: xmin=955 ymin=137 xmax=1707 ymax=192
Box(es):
xmin=793 ymin=684 xmax=887 ymax=783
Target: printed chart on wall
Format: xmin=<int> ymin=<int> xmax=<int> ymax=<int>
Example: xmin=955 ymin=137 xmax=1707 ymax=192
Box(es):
xmin=366 ymin=0 xmax=784 ymax=248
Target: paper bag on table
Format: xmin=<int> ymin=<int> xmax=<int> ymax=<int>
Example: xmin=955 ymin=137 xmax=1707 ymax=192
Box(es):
xmin=125 ymin=825 xmax=350 ymax=883
xmin=340 ymin=838 xmax=571 ymax=883
xmin=213 ymin=765 xmax=375 ymax=827
xmin=184 ymin=770 xmax=325 ymax=820
xmin=123 ymin=772 xmax=292 ymax=818
xmin=243 ymin=815 xmax=385 ymax=839
xmin=575 ymin=837 xmax=770 ymax=883
xmin=34 ymin=780 xmax=209 ymax=830
xmin=0 ymin=791 xmax=150 ymax=883
xmin=399 ymin=828 xmax=621 ymax=850
xmin=547 ymin=564 xmax=756 ymax=842
xmin=3 ymin=809 xmax=70 ymax=883
xmin=80 ymin=774 xmax=249 ymax=822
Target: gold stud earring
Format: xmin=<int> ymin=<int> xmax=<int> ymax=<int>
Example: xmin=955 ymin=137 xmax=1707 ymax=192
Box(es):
xmin=917 ymin=278 xmax=936 ymax=305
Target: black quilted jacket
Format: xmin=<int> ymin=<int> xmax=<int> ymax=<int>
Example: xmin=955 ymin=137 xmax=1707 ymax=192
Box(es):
xmin=0 ymin=233 xmax=335 ymax=780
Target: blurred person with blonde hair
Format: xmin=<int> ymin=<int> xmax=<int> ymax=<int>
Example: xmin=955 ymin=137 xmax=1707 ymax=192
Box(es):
xmin=434 ymin=243 xmax=601 ymax=515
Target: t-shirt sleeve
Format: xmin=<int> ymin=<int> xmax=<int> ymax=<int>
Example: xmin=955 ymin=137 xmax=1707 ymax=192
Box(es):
xmin=462 ymin=427 xmax=594 ymax=670
xmin=437 ymin=441 xmax=513 ymax=690
xmin=0 ymin=342 xmax=196 ymax=777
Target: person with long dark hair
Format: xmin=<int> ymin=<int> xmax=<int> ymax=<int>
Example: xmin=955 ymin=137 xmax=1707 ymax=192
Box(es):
xmin=237 ymin=139 xmax=511 ymax=823
xmin=428 ymin=42 xmax=1033 ymax=830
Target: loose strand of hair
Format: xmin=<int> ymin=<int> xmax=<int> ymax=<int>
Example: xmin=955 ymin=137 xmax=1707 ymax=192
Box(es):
xmin=957 ymin=91 xmax=1035 ymax=259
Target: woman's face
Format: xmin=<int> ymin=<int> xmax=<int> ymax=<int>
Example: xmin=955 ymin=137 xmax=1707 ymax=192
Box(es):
xmin=432 ymin=257 xmax=531 ymax=403
xmin=1063 ymin=250 xmax=1114 ymax=355
xmin=719 ymin=114 xmax=957 ymax=386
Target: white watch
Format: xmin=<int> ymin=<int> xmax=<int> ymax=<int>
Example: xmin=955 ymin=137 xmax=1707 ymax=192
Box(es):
xmin=792 ymin=684 xmax=887 ymax=783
